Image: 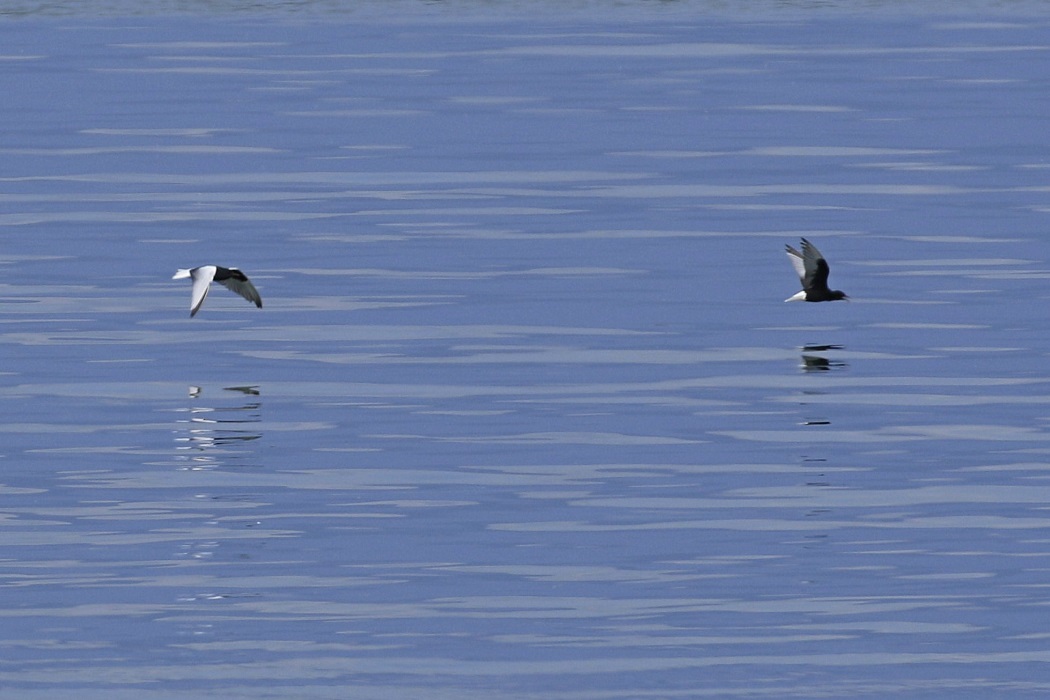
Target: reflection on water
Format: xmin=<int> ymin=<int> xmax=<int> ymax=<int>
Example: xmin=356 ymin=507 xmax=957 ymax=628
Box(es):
xmin=801 ymin=343 xmax=848 ymax=372
xmin=175 ymin=386 xmax=263 ymax=470
xmin=801 ymin=354 xmax=844 ymax=371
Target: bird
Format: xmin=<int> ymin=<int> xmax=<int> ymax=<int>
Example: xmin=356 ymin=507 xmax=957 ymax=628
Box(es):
xmin=784 ymin=238 xmax=848 ymax=302
xmin=172 ymin=266 xmax=262 ymax=317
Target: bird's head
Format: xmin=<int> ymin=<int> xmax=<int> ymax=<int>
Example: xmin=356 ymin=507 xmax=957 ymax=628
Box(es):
xmin=832 ymin=290 xmax=849 ymax=301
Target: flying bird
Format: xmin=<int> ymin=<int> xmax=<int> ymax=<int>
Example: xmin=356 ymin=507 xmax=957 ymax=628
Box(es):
xmin=172 ymin=266 xmax=262 ymax=317
xmin=784 ymin=238 xmax=848 ymax=302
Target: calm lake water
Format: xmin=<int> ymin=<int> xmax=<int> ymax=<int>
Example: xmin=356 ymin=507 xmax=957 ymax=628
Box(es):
xmin=4 ymin=2 xmax=1050 ymax=698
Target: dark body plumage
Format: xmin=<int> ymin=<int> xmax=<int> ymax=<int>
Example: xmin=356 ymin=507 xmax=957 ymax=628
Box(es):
xmin=784 ymin=238 xmax=848 ymax=302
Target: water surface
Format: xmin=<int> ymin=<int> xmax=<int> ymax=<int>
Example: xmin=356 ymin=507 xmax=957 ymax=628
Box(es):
xmin=3 ymin=4 xmax=1050 ymax=698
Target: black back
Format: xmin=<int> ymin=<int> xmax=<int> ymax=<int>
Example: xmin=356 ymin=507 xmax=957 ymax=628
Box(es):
xmin=796 ymin=238 xmax=847 ymax=302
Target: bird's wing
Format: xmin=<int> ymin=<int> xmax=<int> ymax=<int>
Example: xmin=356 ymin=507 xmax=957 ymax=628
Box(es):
xmin=217 ymin=271 xmax=263 ymax=309
xmin=189 ymin=265 xmax=217 ymax=317
xmin=800 ymin=238 xmax=831 ymax=290
xmin=785 ymin=244 xmax=807 ymax=283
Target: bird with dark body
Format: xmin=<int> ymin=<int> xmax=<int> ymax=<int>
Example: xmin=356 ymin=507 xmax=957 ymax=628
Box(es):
xmin=784 ymin=238 xmax=848 ymax=302
xmin=172 ymin=265 xmax=263 ymax=317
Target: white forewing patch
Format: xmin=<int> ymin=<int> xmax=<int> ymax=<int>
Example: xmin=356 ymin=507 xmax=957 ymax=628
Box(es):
xmin=189 ymin=265 xmax=217 ymax=317
xmin=786 ymin=250 xmax=806 ymax=280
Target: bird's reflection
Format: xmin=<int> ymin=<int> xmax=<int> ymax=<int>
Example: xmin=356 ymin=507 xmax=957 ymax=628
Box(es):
xmin=175 ymin=385 xmax=262 ymax=471
xmin=792 ymin=346 xmax=848 ymax=540
xmin=796 ymin=345 xmax=846 ymax=426
xmin=800 ymin=344 xmax=847 ymax=372
xmin=801 ymin=354 xmax=848 ymax=371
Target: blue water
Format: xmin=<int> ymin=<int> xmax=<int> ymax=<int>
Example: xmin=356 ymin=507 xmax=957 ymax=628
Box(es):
xmin=4 ymin=3 xmax=1050 ymax=698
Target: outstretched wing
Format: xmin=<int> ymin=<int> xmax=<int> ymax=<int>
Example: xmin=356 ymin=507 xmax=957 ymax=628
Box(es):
xmin=217 ymin=269 xmax=263 ymax=309
xmin=189 ymin=265 xmax=217 ymax=317
xmin=799 ymin=238 xmax=831 ymax=291
xmin=785 ymin=244 xmax=807 ymax=284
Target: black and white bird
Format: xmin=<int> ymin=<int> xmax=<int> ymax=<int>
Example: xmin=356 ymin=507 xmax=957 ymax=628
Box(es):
xmin=172 ymin=266 xmax=262 ymax=317
xmin=784 ymin=238 xmax=848 ymax=302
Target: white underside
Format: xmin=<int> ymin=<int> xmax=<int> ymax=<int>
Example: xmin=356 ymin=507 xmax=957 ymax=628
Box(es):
xmin=173 ymin=266 xmax=218 ymax=317
xmin=188 ymin=266 xmax=218 ymax=316
xmin=784 ymin=291 xmax=807 ymax=302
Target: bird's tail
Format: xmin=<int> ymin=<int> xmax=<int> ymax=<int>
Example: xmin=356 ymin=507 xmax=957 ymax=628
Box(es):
xmin=172 ymin=269 xmax=192 ymax=280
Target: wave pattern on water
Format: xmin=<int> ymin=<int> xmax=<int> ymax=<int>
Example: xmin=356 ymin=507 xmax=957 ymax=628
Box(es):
xmin=4 ymin=8 xmax=1050 ymax=699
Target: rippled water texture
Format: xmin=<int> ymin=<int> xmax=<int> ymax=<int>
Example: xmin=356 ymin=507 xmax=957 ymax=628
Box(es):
xmin=4 ymin=4 xmax=1050 ymax=698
